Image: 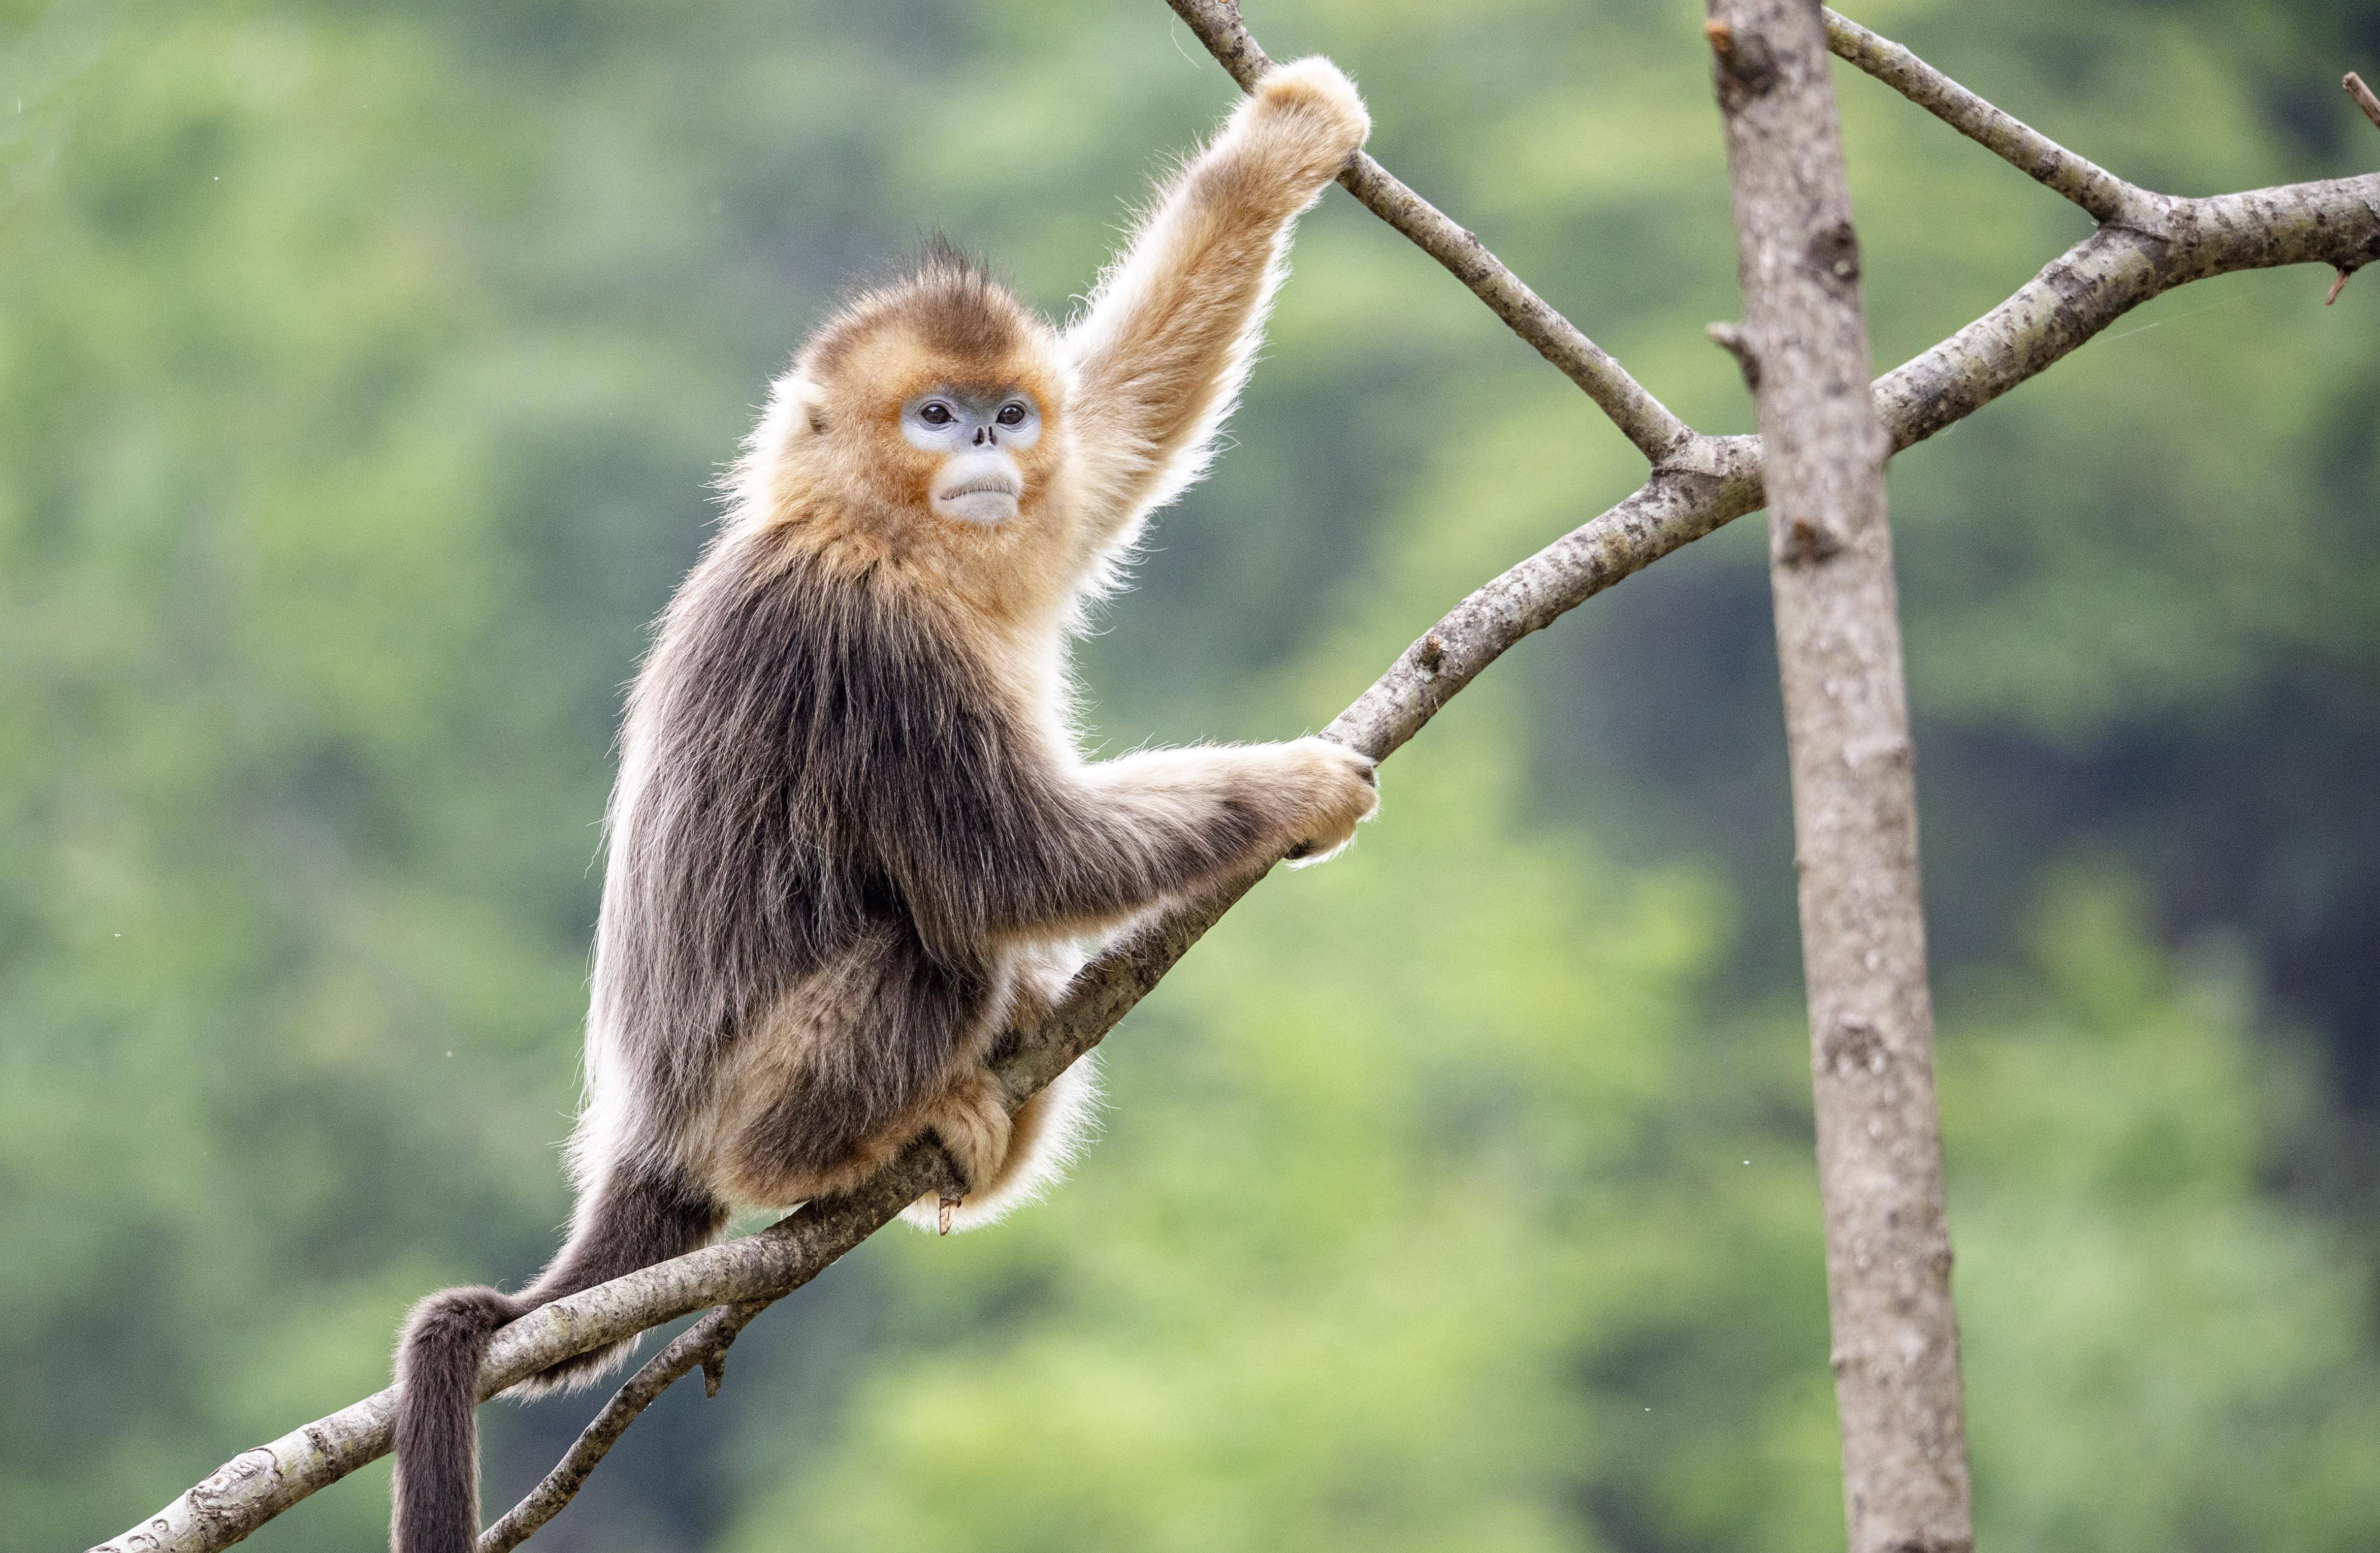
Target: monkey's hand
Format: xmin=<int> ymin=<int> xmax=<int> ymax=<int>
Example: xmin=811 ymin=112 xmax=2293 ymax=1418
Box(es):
xmin=1264 ymin=736 xmax=1380 ymax=867
xmin=1238 ymin=56 xmax=1372 ymax=191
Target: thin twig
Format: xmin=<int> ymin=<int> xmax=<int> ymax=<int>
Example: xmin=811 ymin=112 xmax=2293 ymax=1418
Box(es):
xmin=89 ymin=16 xmax=2380 ymax=1553
xmin=477 ymin=1302 xmax=768 ymax=1552
xmin=1163 ymin=0 xmax=1696 ymax=464
xmin=2347 ymin=72 xmax=2380 ymax=132
xmin=1823 ymin=9 xmax=2146 ymax=226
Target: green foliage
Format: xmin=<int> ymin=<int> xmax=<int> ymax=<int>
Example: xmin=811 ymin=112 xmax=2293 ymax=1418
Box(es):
xmin=1946 ymin=881 xmax=2380 ymax=1552
xmin=2 ymin=1 xmax=2373 ymax=1549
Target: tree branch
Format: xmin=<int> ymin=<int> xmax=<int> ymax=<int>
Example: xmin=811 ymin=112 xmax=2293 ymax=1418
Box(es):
xmin=1872 ymin=171 xmax=2380 ymax=450
xmin=475 ymin=1302 xmax=768 ymax=1552
xmin=1711 ymin=4 xmax=1971 ymax=1549
xmin=2347 ymin=71 xmax=2380 ymax=133
xmin=1822 ymin=9 xmax=2147 ymax=226
xmin=1164 ymin=0 xmax=1697 ymax=464
xmin=91 ymin=11 xmax=2380 ymax=1552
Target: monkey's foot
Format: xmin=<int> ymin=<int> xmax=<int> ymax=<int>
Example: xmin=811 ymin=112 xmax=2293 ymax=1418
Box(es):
xmin=900 ymin=1068 xmax=1012 ymax=1235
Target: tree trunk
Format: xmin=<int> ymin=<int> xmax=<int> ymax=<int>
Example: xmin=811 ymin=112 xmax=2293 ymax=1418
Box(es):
xmin=1705 ymin=4 xmax=1976 ymax=1550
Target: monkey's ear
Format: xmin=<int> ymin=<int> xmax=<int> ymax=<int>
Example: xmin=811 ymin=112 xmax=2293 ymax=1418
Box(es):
xmin=773 ymin=372 xmax=831 ymax=440
xmin=797 ymin=390 xmax=831 ymax=439
xmin=726 ymin=370 xmax=831 ymax=513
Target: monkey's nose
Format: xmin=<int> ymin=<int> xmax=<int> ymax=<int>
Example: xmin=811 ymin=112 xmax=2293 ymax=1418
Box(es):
xmin=973 ymin=426 xmax=987 ymax=447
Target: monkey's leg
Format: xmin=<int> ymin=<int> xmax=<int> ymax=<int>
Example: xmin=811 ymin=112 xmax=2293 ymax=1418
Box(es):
xmin=902 ymin=1055 xmax=1102 ymax=1235
xmin=721 ymin=931 xmax=1002 ymax=1209
xmin=899 ymin=939 xmax=1094 ymax=1234
xmin=910 ymin=1065 xmax=1014 ymax=1235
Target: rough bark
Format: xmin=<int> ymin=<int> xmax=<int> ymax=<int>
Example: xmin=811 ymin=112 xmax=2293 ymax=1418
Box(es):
xmin=1708 ymin=3 xmax=1971 ymax=1551
xmin=90 ymin=6 xmax=2380 ymax=1549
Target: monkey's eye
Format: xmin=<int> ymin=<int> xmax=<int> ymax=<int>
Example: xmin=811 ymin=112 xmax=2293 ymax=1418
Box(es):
xmin=996 ymin=401 xmax=1028 ymax=427
xmin=918 ymin=402 xmax=955 ymax=427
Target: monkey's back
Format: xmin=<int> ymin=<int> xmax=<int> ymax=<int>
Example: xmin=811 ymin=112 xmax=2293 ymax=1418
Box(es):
xmin=583 ymin=524 xmax=1025 ymax=1201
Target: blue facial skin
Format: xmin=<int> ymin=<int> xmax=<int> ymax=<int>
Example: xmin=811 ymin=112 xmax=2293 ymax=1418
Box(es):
xmin=899 ymin=387 xmax=1043 ymax=454
xmin=901 ymin=386 xmax=1042 ymax=525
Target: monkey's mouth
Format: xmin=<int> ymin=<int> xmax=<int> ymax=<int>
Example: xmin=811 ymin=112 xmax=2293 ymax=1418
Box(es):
xmin=931 ymin=456 xmax=1025 ymax=525
xmin=940 ymin=474 xmax=1022 ymax=501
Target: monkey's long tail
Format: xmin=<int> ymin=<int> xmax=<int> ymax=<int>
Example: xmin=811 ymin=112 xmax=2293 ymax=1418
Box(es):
xmin=390 ymin=1159 xmax=728 ymax=1553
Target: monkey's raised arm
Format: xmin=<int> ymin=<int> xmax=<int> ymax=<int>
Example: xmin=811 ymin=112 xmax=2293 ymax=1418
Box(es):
xmin=1060 ymin=57 xmax=1369 ymax=563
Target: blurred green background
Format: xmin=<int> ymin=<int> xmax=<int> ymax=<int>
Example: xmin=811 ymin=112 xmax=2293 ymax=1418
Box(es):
xmin=6 ymin=0 xmax=2377 ymax=1548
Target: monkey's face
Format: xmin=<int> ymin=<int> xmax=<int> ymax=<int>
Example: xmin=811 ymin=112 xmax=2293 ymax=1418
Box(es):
xmin=897 ymin=384 xmax=1043 ymax=527
xmin=798 ymin=320 xmax=1069 ymax=530
xmin=763 ymin=260 xmax=1078 ymax=599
